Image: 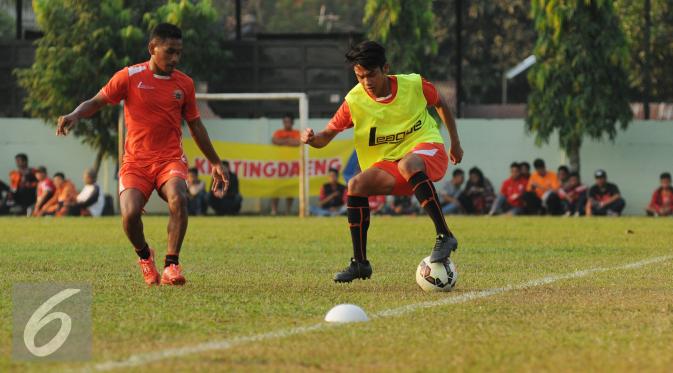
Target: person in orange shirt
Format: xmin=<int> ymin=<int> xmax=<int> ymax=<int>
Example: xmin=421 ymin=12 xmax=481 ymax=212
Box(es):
xmin=56 ymin=23 xmax=228 ymax=286
xmin=523 ymin=158 xmax=563 ymax=215
xmin=270 ymin=114 xmax=300 ymax=215
xmin=37 ymin=172 xmax=78 ymax=216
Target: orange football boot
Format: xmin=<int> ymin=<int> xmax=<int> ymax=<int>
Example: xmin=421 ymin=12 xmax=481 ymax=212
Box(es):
xmin=138 ymin=248 xmax=160 ymax=286
xmin=161 ymin=264 xmax=186 ymax=286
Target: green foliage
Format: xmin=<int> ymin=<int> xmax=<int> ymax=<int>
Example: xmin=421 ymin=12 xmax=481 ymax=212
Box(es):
xmin=144 ymin=0 xmax=226 ymax=81
xmin=614 ymin=0 xmax=673 ymax=101
xmin=15 ymin=0 xmax=224 ymax=167
xmin=364 ymin=0 xmax=436 ymax=73
xmin=527 ymin=0 xmax=632 ymax=169
xmin=430 ymin=0 xmax=535 ymax=103
xmin=0 ymin=7 xmax=14 ymax=41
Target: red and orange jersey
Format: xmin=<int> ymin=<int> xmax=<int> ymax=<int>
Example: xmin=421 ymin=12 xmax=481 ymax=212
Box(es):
xmin=272 ymin=129 xmax=300 ymax=140
xmin=100 ymin=61 xmax=200 ymax=165
xmin=327 ymin=76 xmax=440 ymax=133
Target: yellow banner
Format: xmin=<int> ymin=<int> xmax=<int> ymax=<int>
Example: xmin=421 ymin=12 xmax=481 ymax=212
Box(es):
xmin=183 ymin=139 xmax=354 ymax=197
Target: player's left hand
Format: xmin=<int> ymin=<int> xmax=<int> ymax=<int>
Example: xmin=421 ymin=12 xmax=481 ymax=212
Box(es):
xmin=449 ymin=142 xmax=463 ymax=165
xmin=211 ymin=163 xmax=229 ymax=198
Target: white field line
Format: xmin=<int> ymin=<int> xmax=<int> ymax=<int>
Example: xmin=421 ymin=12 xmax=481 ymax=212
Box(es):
xmin=89 ymin=254 xmax=673 ymax=372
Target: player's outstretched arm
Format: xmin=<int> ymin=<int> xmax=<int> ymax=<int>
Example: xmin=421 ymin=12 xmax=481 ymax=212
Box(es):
xmin=300 ymin=127 xmax=338 ymax=149
xmin=434 ymin=92 xmax=463 ymax=165
xmin=186 ymin=118 xmax=229 ymax=197
xmin=56 ymin=93 xmax=109 ymax=136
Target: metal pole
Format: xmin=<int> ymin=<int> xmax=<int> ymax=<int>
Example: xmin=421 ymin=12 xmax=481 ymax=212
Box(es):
xmin=16 ymin=0 xmax=22 ymax=40
xmin=298 ymin=95 xmax=309 ymax=218
xmin=643 ymin=0 xmax=651 ymax=119
xmin=117 ymin=104 xmax=125 ymax=214
xmin=455 ymin=0 xmax=462 ymax=117
xmin=235 ymin=0 xmax=242 ymax=40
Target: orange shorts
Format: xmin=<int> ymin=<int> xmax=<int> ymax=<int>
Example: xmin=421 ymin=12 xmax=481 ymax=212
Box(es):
xmin=372 ymin=142 xmax=449 ymax=196
xmin=118 ymin=159 xmax=188 ymax=201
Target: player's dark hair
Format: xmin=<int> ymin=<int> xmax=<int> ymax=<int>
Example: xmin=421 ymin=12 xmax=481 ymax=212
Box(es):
xmin=569 ymin=171 xmax=580 ymax=179
xmin=150 ymin=23 xmax=182 ymax=42
xmin=533 ymin=158 xmax=545 ymax=169
xmin=188 ymin=167 xmax=198 ymax=175
xmin=221 ymin=160 xmax=230 ymax=168
xmin=345 ymin=41 xmax=387 ymax=70
xmin=468 ymin=167 xmax=485 ymax=187
xmin=36 ymin=166 xmax=47 ymax=174
xmin=53 ymin=172 xmax=65 ymax=179
xmin=452 ymin=168 xmax=464 ymax=177
xmin=558 ymin=165 xmax=569 ymax=173
xmin=520 ymin=161 xmax=530 ymax=170
xmin=15 ymin=153 xmax=28 ymax=162
xmin=661 ymin=172 xmax=671 ymax=180
xmin=510 ymin=162 xmax=519 ymax=169
xmin=283 ymin=113 xmax=294 ymax=121
xmin=328 ymin=167 xmax=339 ymax=176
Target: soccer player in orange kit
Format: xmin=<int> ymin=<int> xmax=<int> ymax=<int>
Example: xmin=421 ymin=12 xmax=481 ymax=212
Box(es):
xmin=56 ymin=23 xmax=228 ymax=286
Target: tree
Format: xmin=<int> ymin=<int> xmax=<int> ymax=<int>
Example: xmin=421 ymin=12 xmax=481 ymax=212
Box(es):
xmin=16 ymin=0 xmax=224 ymax=173
xmin=423 ymin=0 xmax=536 ymax=104
xmin=364 ymin=0 xmax=436 ymax=73
xmin=526 ymin=0 xmax=633 ymax=172
xmin=614 ymin=0 xmax=673 ymax=103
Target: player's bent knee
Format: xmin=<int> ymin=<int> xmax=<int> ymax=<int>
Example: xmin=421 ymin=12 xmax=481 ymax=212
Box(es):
xmin=398 ymin=157 xmax=423 ymax=178
xmin=347 ymin=176 xmax=362 ymax=195
xmin=121 ymin=206 xmax=142 ymax=222
xmin=167 ymin=193 xmax=188 ymax=213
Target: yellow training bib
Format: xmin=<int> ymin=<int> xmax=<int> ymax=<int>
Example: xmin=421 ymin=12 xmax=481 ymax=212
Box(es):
xmin=345 ymin=74 xmax=443 ymax=171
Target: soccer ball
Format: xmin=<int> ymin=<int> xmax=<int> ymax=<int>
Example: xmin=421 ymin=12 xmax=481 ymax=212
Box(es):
xmin=415 ymin=256 xmax=457 ymax=292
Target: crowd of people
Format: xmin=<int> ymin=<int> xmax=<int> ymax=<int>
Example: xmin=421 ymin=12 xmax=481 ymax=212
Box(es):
xmin=4 ymin=151 xmax=670 ymax=218
xmin=311 ymin=157 xmax=671 ymax=218
xmin=0 ymin=153 xmax=107 ymax=217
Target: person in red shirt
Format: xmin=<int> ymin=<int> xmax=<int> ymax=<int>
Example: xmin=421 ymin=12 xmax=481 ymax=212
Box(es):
xmin=270 ymin=114 xmax=300 ymax=215
xmin=489 ymin=162 xmax=527 ymax=216
xmin=56 ymin=23 xmax=228 ymax=286
xmin=32 ymin=166 xmax=55 ymax=217
xmin=646 ymin=172 xmax=673 ymax=217
xmin=558 ymin=172 xmax=588 ymax=216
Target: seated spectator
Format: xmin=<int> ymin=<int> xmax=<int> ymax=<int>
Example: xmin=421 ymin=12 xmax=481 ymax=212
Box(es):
xmin=37 ymin=172 xmax=77 ymax=216
xmin=7 ymin=153 xmax=37 ymax=215
xmin=586 ymin=169 xmax=625 ymax=216
xmin=187 ymin=167 xmax=207 ymax=215
xmin=646 ymin=172 xmax=673 ymax=217
xmin=557 ymin=165 xmax=570 ymax=186
xmin=439 ymin=169 xmax=464 ymax=214
xmin=489 ymin=162 xmax=527 ymax=216
xmin=209 ymin=160 xmax=242 ymax=215
xmin=68 ymin=168 xmax=105 ymax=217
xmin=368 ymin=195 xmax=387 ymax=215
xmin=523 ymin=158 xmax=563 ymax=215
xmin=390 ymin=195 xmax=418 ymax=215
xmin=310 ymin=167 xmax=347 ymax=216
xmin=558 ymin=172 xmax=588 ymax=216
xmin=0 ymin=179 xmax=9 ymax=215
xmin=458 ymin=167 xmax=495 ymax=215
xmin=520 ymin=161 xmax=531 ymax=181
xmin=32 ymin=166 xmax=55 ymax=216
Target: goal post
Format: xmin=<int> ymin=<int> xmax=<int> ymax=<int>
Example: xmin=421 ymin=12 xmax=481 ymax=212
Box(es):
xmin=117 ymin=92 xmax=311 ymax=217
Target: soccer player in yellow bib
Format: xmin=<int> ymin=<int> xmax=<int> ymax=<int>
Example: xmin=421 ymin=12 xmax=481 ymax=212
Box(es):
xmin=301 ymin=41 xmax=464 ymax=282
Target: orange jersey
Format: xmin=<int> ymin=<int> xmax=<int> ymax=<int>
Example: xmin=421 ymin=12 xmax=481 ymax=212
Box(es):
xmin=272 ymin=129 xmax=300 ymax=140
xmin=100 ymin=61 xmax=199 ymax=164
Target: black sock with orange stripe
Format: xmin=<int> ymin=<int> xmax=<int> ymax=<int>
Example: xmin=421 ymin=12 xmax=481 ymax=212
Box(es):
xmin=409 ymin=172 xmax=452 ymax=237
xmin=347 ymin=195 xmax=370 ymax=263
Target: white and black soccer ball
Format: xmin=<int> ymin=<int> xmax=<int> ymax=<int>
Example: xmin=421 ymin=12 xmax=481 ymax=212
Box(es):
xmin=415 ymin=256 xmax=457 ymax=292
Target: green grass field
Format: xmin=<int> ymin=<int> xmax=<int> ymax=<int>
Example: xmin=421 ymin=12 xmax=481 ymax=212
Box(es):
xmin=1 ymin=216 xmax=672 ymax=372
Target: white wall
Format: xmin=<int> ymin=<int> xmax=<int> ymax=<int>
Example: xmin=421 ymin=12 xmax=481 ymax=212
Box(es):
xmin=2 ymin=118 xmax=671 ymax=215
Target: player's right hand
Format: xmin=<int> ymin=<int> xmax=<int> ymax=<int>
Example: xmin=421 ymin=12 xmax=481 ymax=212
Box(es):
xmin=56 ymin=114 xmax=78 ymax=136
xmin=301 ymin=128 xmax=315 ymax=144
